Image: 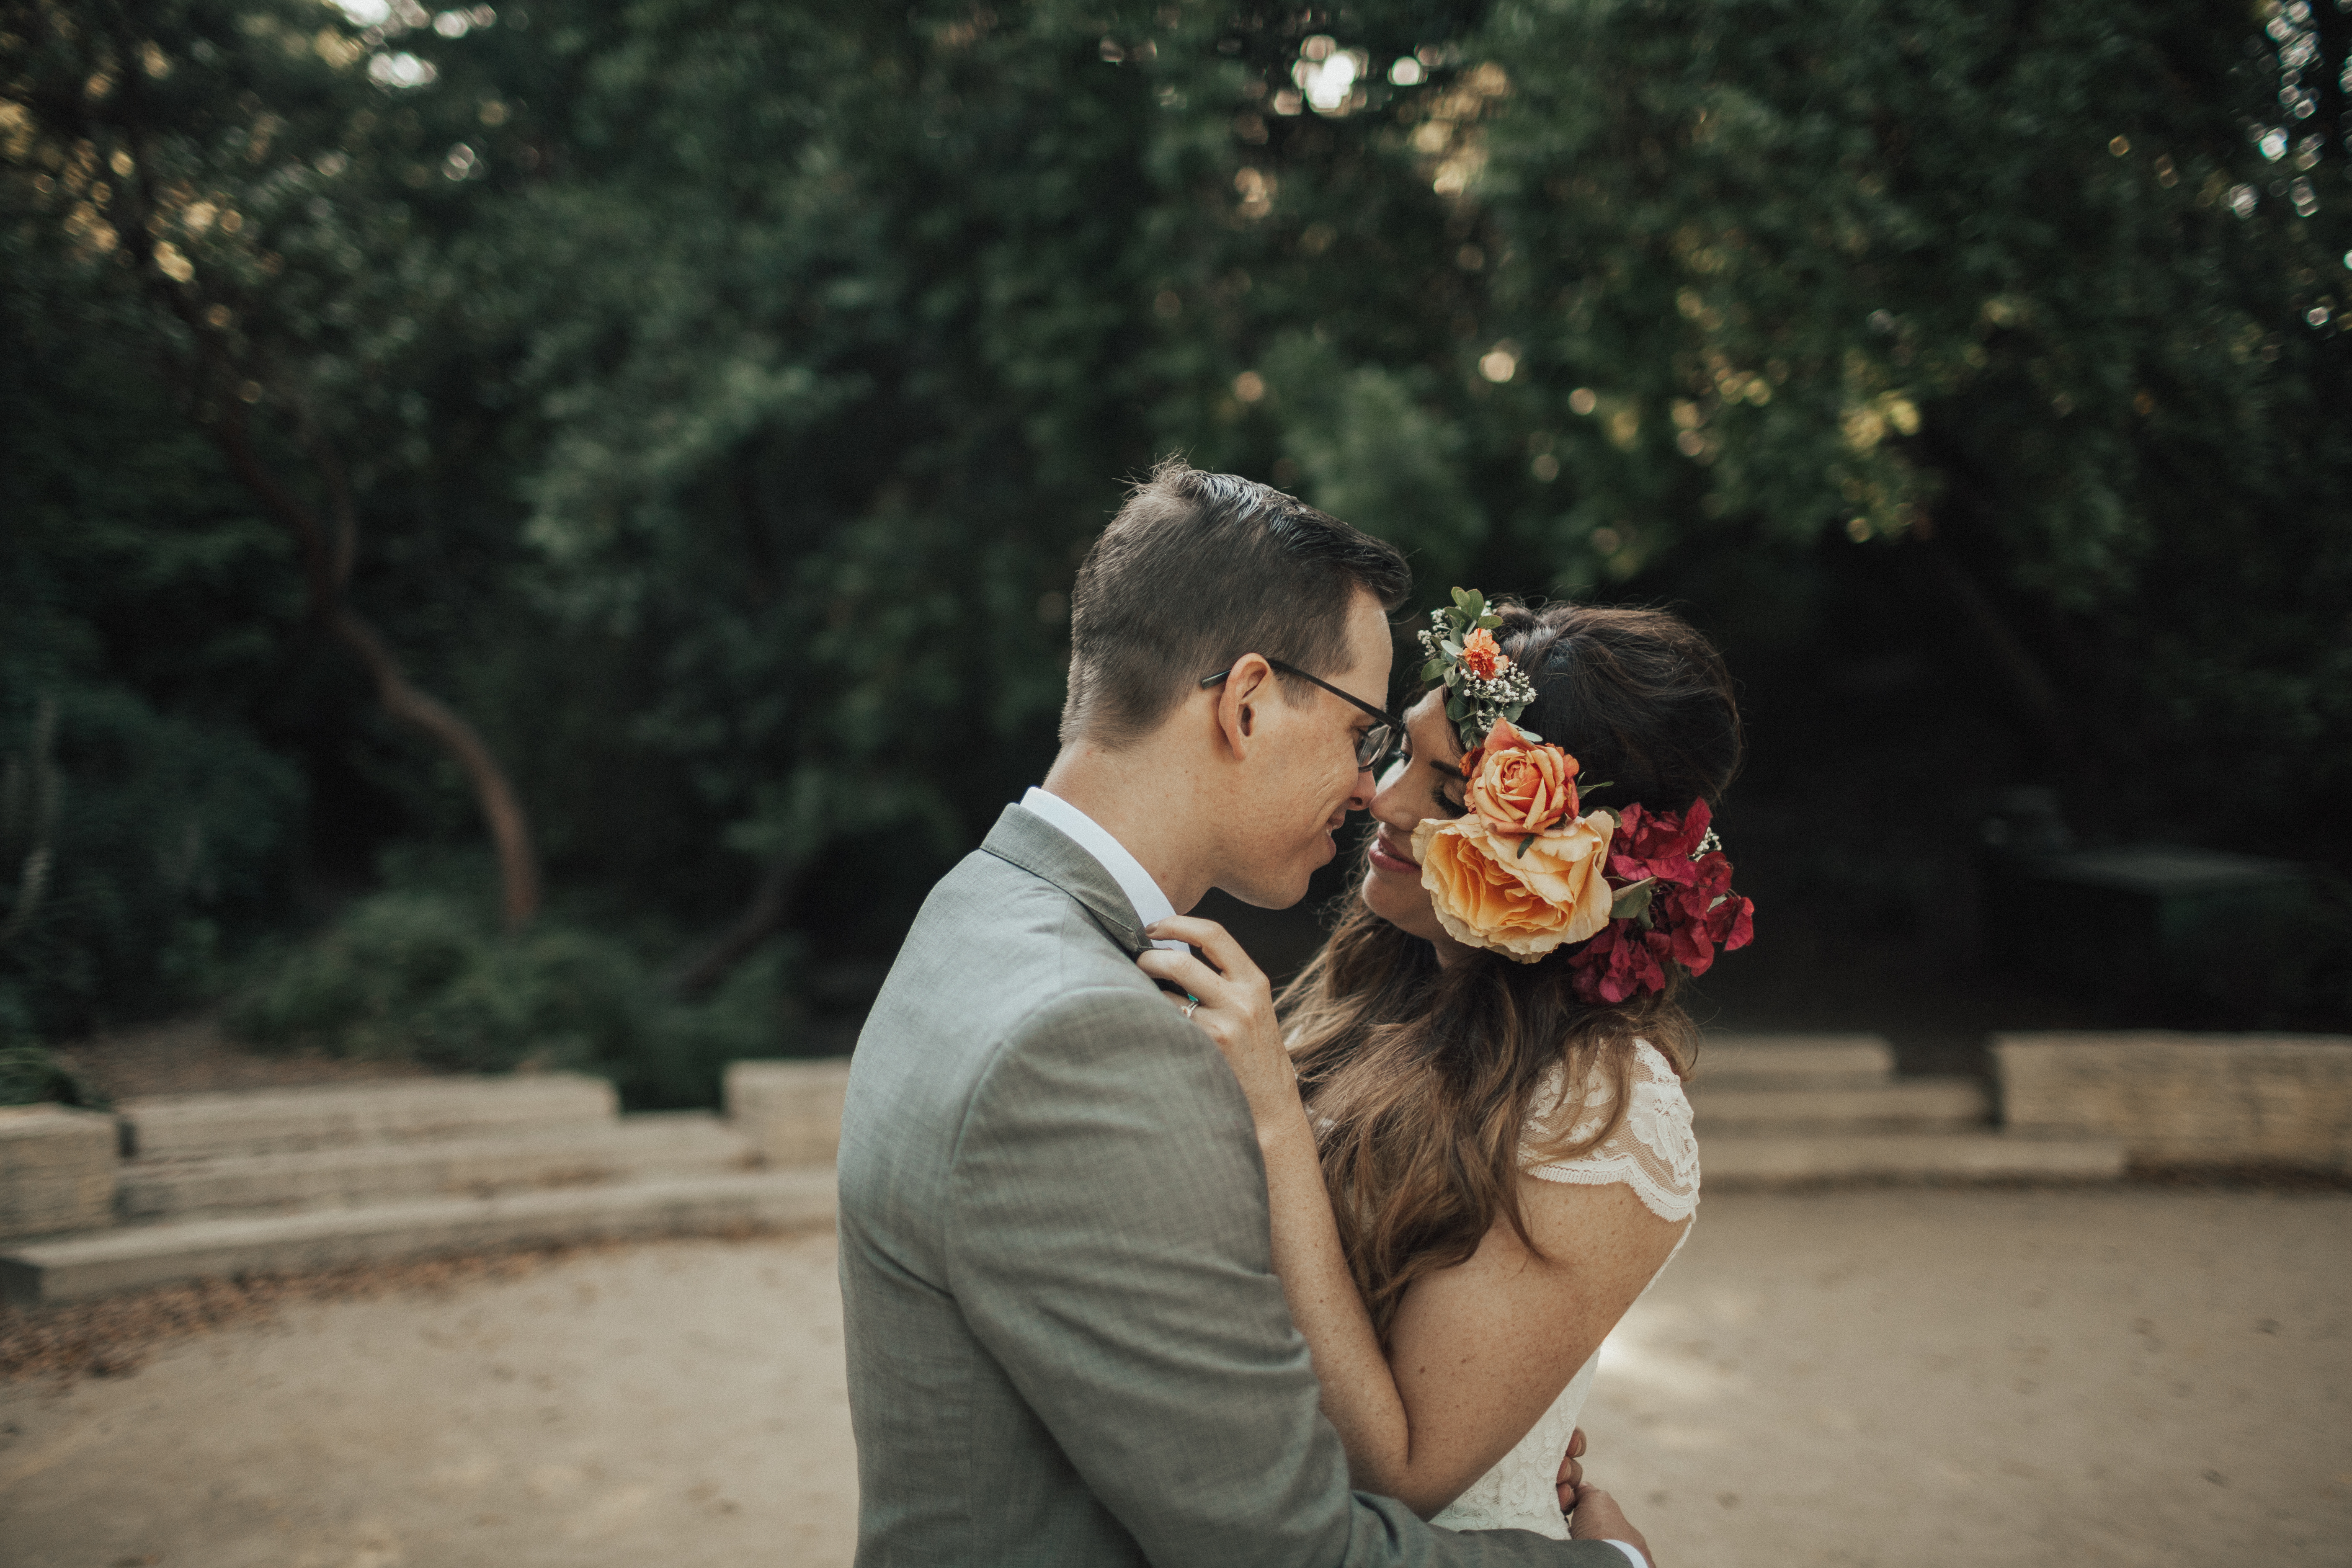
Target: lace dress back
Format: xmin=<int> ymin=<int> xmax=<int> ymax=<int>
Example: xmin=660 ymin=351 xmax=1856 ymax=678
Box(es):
xmin=1428 ymin=1038 xmax=1699 ymax=1539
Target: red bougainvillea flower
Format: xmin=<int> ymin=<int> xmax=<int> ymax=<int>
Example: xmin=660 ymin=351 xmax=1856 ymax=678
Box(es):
xmin=1460 ymin=626 xmax=1504 ymax=681
xmin=1568 ymin=923 xmax=1674 ymax=1004
xmin=1605 ymin=799 xmax=1715 ymax=887
xmin=1568 ymin=797 xmax=1755 ymax=1002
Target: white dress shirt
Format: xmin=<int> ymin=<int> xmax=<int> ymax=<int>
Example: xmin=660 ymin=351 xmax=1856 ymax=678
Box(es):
xmin=1021 ymin=791 xmax=1645 ymax=1568
xmin=1017 ymin=787 xmax=1188 ymax=954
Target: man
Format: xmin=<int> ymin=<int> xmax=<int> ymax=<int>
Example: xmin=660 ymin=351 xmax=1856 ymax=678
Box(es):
xmin=838 ymin=459 xmax=1656 ymax=1565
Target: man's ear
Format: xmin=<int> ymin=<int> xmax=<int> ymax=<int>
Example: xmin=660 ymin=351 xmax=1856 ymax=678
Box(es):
xmin=1212 ymin=653 xmax=1276 ymax=757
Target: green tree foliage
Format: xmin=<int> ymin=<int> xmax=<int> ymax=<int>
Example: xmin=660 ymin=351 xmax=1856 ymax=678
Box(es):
xmin=1474 ymin=0 xmax=2351 ymax=825
xmin=1 ymin=222 xmax=305 ymax=1037
xmin=3 ymin=0 xmax=2344 ymax=1075
xmin=4 ymin=0 xmax=548 ymax=931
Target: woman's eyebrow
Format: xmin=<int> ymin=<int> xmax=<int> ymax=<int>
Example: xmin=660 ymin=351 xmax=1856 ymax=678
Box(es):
xmin=1429 ymin=760 xmax=1463 ymax=779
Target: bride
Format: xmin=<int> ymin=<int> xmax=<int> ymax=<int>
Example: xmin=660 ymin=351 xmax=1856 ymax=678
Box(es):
xmin=1140 ymin=595 xmax=1753 ymax=1540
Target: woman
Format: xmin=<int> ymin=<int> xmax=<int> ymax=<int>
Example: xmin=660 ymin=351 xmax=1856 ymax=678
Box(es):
xmin=1140 ymin=597 xmax=1752 ymax=1537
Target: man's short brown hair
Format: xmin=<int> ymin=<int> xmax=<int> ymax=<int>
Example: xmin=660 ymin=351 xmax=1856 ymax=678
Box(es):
xmin=1060 ymin=457 xmax=1412 ymax=748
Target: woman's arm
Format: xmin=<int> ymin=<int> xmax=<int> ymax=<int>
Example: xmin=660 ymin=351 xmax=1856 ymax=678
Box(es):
xmin=1140 ymin=916 xmax=1689 ymax=1517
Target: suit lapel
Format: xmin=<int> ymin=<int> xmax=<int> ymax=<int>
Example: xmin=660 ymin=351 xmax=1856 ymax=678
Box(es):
xmin=980 ymin=804 xmax=1152 ymax=957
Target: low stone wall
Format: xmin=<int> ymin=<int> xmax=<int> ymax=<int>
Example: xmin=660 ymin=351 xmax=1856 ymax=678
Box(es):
xmin=725 ymin=1058 xmax=853 ymax=1167
xmin=0 ymin=1105 xmax=119 ymax=1240
xmin=1992 ymin=1032 xmax=2352 ymax=1173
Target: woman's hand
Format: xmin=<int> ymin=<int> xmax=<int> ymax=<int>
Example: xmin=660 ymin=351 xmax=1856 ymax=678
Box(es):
xmin=1136 ymin=916 xmax=1300 ymax=1122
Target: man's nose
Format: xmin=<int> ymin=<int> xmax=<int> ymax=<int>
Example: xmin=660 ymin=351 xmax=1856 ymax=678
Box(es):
xmin=1347 ymin=762 xmax=1379 ymax=812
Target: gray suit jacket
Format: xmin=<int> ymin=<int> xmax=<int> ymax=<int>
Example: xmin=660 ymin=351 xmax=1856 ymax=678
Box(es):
xmin=838 ymin=804 xmax=1623 ymax=1565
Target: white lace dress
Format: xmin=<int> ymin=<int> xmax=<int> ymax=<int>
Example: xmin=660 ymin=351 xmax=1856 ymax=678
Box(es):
xmin=1427 ymin=1038 xmax=1700 ymax=1538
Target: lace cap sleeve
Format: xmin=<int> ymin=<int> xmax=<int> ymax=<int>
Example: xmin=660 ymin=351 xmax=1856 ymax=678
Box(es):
xmin=1521 ymin=1039 xmax=1700 ymax=1222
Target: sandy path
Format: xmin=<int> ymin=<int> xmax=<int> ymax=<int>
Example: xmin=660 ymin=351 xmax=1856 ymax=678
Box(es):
xmin=1577 ymin=1188 xmax=2350 ymax=1566
xmin=1 ymin=1233 xmax=856 ymax=1568
xmin=3 ymin=1188 xmax=2345 ymax=1567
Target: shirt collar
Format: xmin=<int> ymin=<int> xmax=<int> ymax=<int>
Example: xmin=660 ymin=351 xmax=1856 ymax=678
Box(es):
xmin=1018 ymin=787 xmax=1186 ymax=950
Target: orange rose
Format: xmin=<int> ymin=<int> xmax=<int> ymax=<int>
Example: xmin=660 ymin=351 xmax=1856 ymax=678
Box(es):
xmin=1411 ymin=810 xmax=1616 ymax=962
xmin=1461 ymin=718 xmax=1580 ymax=835
xmin=1460 ymin=627 xmax=1504 ymax=680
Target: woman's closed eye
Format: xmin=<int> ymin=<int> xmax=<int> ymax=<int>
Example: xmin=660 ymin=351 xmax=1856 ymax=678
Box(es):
xmin=1402 ymin=749 xmax=1467 ymax=817
xmin=1430 ymin=759 xmax=1467 ymax=816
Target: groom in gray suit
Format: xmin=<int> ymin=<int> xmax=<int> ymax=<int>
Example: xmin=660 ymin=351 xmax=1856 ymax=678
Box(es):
xmin=838 ymin=459 xmax=1654 ymax=1566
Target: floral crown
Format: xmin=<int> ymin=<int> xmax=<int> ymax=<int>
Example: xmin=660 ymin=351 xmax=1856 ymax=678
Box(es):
xmin=1408 ymin=589 xmax=1754 ymax=1002
xmin=1416 ymin=588 xmax=1540 ymax=750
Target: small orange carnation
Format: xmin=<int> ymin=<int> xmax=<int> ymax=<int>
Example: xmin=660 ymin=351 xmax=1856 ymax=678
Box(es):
xmin=1460 ymin=626 xmax=1504 ymax=681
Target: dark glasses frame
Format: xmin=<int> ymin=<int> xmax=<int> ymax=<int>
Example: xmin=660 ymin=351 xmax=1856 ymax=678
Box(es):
xmin=1199 ymin=658 xmax=1396 ymax=771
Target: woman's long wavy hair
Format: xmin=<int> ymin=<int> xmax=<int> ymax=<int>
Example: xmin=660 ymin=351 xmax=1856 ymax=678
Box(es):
xmin=1278 ymin=602 xmax=1742 ymax=1342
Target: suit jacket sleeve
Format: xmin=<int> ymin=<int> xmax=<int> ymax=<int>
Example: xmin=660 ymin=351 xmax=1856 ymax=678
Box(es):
xmin=944 ymin=982 xmax=1624 ymax=1568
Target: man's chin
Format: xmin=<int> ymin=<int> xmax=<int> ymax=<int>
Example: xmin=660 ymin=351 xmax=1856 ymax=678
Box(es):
xmin=1216 ymin=833 xmax=1339 ymax=910
xmin=1220 ymin=861 xmax=1320 ymax=911
xmin=1221 ymin=877 xmax=1312 ymax=911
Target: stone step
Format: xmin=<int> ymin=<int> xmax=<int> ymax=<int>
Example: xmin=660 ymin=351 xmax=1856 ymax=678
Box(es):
xmin=0 ymin=1168 xmax=836 ymax=1306
xmin=0 ymin=1105 xmax=118 ymax=1242
xmin=1689 ymin=1078 xmax=1991 ymax=1134
xmin=1693 ymin=1033 xmax=1896 ymax=1091
xmin=115 ymin=1112 xmax=756 ymax=1223
xmin=1702 ymin=1131 xmax=2128 ymax=1190
xmin=120 ymin=1073 xmax=618 ymax=1161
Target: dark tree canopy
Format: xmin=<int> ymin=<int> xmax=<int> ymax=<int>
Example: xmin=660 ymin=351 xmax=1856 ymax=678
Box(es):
xmin=3 ymin=0 xmax=2345 ymax=1086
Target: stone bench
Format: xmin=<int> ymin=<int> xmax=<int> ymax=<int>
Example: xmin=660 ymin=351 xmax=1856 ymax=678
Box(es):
xmin=725 ymin=1058 xmax=853 ymax=1167
xmin=1993 ymin=1032 xmax=2352 ymax=1173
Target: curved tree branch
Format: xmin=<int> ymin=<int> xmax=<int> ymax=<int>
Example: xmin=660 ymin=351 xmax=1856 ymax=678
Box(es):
xmin=210 ymin=409 xmax=541 ymax=929
xmin=668 ymin=856 xmax=798 ymax=997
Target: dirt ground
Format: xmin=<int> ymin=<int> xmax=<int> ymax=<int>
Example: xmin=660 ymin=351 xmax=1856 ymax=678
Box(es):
xmin=3 ymin=1186 xmax=2346 ymax=1568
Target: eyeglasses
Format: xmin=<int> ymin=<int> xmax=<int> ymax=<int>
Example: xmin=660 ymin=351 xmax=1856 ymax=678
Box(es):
xmin=1199 ymin=658 xmax=1397 ymax=771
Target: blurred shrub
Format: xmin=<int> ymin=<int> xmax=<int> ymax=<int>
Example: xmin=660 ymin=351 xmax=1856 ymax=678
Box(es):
xmin=0 ymin=691 xmax=302 ymax=1036
xmin=228 ymin=890 xmax=804 ymax=1108
xmin=0 ymin=988 xmax=95 ymax=1107
xmin=0 ymin=1044 xmax=90 ymax=1108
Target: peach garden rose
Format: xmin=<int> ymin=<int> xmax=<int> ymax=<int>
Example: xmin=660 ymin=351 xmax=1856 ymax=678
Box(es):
xmin=1411 ymin=809 xmax=1616 ymax=962
xmin=1460 ymin=718 xmax=1580 ymax=836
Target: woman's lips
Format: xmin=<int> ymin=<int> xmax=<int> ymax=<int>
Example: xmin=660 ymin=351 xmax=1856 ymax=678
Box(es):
xmin=1367 ymin=833 xmax=1419 ymax=874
